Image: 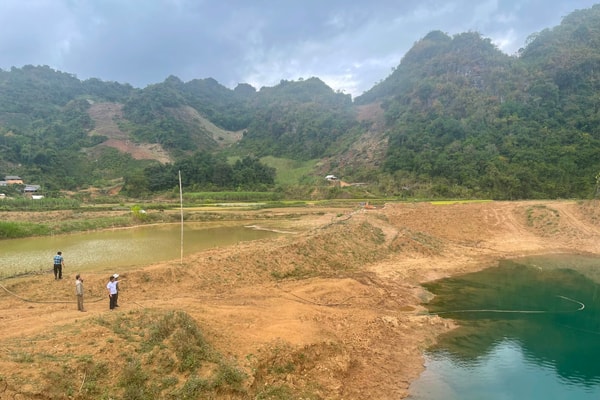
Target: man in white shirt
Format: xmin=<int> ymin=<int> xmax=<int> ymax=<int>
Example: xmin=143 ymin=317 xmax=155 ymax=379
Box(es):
xmin=107 ymin=275 xmax=118 ymax=310
xmin=112 ymin=273 xmax=120 ymax=307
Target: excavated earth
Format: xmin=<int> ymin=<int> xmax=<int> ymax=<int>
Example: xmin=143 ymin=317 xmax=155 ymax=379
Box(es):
xmin=1 ymin=200 xmax=600 ymax=399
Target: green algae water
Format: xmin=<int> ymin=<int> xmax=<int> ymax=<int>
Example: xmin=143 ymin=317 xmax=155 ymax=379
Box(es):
xmin=408 ymin=254 xmax=600 ymax=400
xmin=0 ymin=223 xmax=280 ymax=276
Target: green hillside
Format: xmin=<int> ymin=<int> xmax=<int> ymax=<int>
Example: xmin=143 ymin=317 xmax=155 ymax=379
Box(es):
xmin=1 ymin=5 xmax=600 ymax=200
xmin=356 ymin=5 xmax=600 ymax=199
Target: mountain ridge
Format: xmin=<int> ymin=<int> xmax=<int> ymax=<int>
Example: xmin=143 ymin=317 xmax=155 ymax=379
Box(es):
xmin=1 ymin=5 xmax=600 ymax=199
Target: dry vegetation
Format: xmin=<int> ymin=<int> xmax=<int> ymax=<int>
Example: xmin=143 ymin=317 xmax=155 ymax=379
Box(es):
xmin=1 ymin=200 xmax=600 ymax=399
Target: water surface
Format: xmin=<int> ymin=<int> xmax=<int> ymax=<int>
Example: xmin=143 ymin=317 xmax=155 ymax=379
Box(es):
xmin=409 ymin=254 xmax=600 ymax=400
xmin=0 ymin=222 xmax=280 ymax=275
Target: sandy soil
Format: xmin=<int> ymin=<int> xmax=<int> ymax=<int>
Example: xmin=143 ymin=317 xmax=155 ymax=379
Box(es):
xmin=1 ymin=200 xmax=600 ymax=399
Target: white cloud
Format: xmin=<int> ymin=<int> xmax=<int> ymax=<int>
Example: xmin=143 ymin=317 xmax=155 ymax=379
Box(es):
xmin=0 ymin=0 xmax=598 ymax=97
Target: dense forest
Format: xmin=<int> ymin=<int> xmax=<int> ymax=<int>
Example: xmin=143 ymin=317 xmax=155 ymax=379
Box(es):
xmin=1 ymin=5 xmax=600 ymax=200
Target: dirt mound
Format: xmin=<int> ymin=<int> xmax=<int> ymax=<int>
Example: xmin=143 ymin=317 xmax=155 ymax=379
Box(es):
xmin=1 ymin=200 xmax=599 ymax=399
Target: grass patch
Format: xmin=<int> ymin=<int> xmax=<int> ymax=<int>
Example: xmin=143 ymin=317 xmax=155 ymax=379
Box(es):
xmin=271 ymin=265 xmax=315 ymax=280
xmin=255 ymin=384 xmax=296 ymax=399
xmin=525 ymin=204 xmax=560 ymax=231
xmin=10 ymin=351 xmax=35 ymax=363
xmin=0 ymin=221 xmax=51 ymax=238
xmin=183 ymin=191 xmax=284 ymax=202
xmin=0 ymin=197 xmax=81 ymax=211
xmin=259 ymin=156 xmax=320 ymax=186
xmin=0 ymin=212 xmax=173 ymax=241
xmin=430 ymin=199 xmax=493 ymax=205
xmin=105 ymin=309 xmax=247 ymax=398
xmin=0 ymin=309 xmax=251 ymax=399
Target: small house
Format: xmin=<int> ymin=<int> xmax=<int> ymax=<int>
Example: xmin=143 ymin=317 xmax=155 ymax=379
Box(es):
xmin=4 ymin=176 xmax=23 ymax=185
xmin=24 ymin=185 xmax=41 ymax=193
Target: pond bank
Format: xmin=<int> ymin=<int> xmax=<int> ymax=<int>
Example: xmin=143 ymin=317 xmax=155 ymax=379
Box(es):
xmin=0 ymin=201 xmax=599 ymax=399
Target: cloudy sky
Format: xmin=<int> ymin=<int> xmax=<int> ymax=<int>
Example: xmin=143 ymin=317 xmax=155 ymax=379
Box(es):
xmin=1 ymin=0 xmax=598 ymax=97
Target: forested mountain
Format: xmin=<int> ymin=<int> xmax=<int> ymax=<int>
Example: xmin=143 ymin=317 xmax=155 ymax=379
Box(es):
xmin=356 ymin=4 xmax=600 ymax=199
xmin=237 ymin=78 xmax=355 ymax=160
xmin=1 ymin=5 xmax=600 ymax=199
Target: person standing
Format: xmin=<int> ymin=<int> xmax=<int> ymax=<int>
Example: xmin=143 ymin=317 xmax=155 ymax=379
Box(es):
xmin=112 ymin=273 xmax=120 ymax=307
xmin=53 ymin=251 xmax=64 ymax=280
xmin=75 ymin=274 xmax=85 ymax=312
xmin=107 ymin=275 xmax=118 ymax=310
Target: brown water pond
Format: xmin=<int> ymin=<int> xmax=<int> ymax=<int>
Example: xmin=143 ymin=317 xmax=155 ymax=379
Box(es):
xmin=0 ymin=222 xmax=283 ymax=276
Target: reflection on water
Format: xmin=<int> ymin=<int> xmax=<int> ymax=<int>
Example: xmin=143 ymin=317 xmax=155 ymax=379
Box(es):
xmin=0 ymin=223 xmax=280 ymax=275
xmin=409 ymin=254 xmax=600 ymax=400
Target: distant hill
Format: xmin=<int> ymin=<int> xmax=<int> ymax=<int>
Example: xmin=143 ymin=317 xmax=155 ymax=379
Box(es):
xmin=1 ymin=4 xmax=600 ymax=199
xmin=354 ymin=4 xmax=600 ymax=199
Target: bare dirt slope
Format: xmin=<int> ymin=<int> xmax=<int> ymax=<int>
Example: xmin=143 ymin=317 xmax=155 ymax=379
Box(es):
xmin=345 ymin=103 xmax=388 ymax=169
xmin=1 ymin=200 xmax=600 ymax=399
xmin=86 ymin=102 xmax=243 ymax=165
xmin=87 ymin=102 xmax=172 ymax=163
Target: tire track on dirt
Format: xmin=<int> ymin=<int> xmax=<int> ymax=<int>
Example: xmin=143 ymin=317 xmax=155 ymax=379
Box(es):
xmin=552 ymin=202 xmax=600 ymax=237
xmin=485 ymin=202 xmax=535 ymax=238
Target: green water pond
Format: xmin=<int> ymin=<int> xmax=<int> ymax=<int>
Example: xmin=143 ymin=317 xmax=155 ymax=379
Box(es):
xmin=409 ymin=254 xmax=600 ymax=400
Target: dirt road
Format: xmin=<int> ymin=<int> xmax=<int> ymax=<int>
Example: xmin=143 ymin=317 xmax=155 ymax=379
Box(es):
xmin=1 ymin=200 xmax=599 ymax=399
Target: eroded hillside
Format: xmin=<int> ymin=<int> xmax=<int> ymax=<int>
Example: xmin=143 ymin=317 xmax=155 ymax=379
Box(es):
xmin=87 ymin=102 xmax=172 ymax=163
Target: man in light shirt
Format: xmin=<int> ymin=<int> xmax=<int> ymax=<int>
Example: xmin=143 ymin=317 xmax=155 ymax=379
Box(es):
xmin=53 ymin=251 xmax=64 ymax=280
xmin=107 ymin=275 xmax=118 ymax=310
xmin=75 ymin=274 xmax=85 ymax=312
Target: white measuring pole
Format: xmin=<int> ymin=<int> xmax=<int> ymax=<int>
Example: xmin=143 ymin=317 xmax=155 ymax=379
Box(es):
xmin=179 ymin=170 xmax=183 ymax=265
